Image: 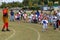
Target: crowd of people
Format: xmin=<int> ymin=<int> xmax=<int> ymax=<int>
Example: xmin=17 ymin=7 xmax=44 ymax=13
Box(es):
xmin=2 ymin=7 xmax=60 ymax=32
xmin=9 ymin=9 xmax=60 ymax=32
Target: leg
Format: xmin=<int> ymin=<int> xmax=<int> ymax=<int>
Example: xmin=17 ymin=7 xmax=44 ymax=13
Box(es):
xmin=2 ymin=23 xmax=5 ymax=31
xmin=53 ymin=24 xmax=56 ymax=30
xmin=5 ymin=22 xmax=10 ymax=31
xmin=42 ymin=25 xmax=45 ymax=32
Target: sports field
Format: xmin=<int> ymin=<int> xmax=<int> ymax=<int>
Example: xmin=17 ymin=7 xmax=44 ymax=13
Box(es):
xmin=0 ymin=10 xmax=60 ymax=40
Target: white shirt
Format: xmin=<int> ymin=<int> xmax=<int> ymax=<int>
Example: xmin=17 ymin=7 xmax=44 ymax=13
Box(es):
xmin=19 ymin=12 xmax=21 ymax=17
xmin=57 ymin=12 xmax=60 ymax=16
xmin=42 ymin=20 xmax=48 ymax=25
xmin=23 ymin=14 xmax=27 ymax=18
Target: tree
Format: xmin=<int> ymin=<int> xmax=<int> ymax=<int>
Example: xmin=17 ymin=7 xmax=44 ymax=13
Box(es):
xmin=22 ymin=0 xmax=29 ymax=6
xmin=0 ymin=2 xmax=7 ymax=8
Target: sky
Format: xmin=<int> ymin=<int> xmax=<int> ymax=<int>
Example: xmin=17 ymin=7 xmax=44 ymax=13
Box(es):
xmin=0 ymin=0 xmax=23 ymax=3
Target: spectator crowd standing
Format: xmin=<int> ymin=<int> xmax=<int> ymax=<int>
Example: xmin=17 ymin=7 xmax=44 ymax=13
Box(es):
xmin=8 ymin=9 xmax=60 ymax=32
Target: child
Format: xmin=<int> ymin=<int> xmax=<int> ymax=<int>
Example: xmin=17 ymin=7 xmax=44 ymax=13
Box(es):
xmin=23 ymin=12 xmax=28 ymax=22
xmin=10 ymin=10 xmax=14 ymax=21
xmin=18 ymin=10 xmax=21 ymax=20
xmin=52 ymin=15 xmax=57 ymax=30
xmin=15 ymin=13 xmax=20 ymax=21
xmin=28 ymin=14 xmax=32 ymax=23
xmin=32 ymin=13 xmax=37 ymax=23
xmin=38 ymin=11 xmax=43 ymax=23
xmin=41 ymin=17 xmax=48 ymax=32
xmin=58 ymin=19 xmax=60 ymax=30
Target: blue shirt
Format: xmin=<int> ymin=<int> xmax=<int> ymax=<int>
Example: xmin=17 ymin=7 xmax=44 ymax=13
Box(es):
xmin=10 ymin=11 xmax=14 ymax=16
xmin=36 ymin=12 xmax=40 ymax=17
xmin=43 ymin=21 xmax=46 ymax=24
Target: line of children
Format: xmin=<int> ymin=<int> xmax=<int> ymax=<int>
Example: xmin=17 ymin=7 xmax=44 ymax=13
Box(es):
xmin=9 ymin=9 xmax=60 ymax=32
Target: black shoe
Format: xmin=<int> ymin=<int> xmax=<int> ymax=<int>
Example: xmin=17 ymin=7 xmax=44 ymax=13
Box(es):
xmin=2 ymin=29 xmax=5 ymax=32
xmin=6 ymin=29 xmax=10 ymax=31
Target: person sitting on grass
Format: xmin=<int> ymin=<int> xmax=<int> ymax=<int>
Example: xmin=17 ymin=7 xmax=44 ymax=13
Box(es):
xmin=41 ymin=17 xmax=48 ymax=32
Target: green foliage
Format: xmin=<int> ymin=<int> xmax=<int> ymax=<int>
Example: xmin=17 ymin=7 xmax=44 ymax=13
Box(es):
xmin=0 ymin=2 xmax=24 ymax=8
xmin=0 ymin=0 xmax=60 ymax=9
xmin=0 ymin=2 xmax=7 ymax=8
xmin=48 ymin=1 xmax=53 ymax=6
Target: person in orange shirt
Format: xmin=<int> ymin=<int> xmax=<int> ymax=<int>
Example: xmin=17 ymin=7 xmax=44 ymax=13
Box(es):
xmin=2 ymin=7 xmax=10 ymax=31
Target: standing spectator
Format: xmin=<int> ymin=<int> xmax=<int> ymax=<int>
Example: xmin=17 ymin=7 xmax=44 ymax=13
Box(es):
xmin=15 ymin=13 xmax=20 ymax=21
xmin=23 ymin=12 xmax=28 ymax=23
xmin=49 ymin=14 xmax=53 ymax=25
xmin=28 ymin=12 xmax=33 ymax=23
xmin=32 ymin=13 xmax=37 ymax=23
xmin=57 ymin=10 xmax=60 ymax=16
xmin=52 ymin=15 xmax=57 ymax=30
xmin=36 ymin=10 xmax=40 ymax=18
xmin=18 ymin=10 xmax=21 ymax=20
xmin=58 ymin=19 xmax=60 ymax=30
xmin=21 ymin=9 xmax=24 ymax=20
xmin=10 ymin=10 xmax=14 ymax=21
xmin=38 ymin=11 xmax=43 ymax=23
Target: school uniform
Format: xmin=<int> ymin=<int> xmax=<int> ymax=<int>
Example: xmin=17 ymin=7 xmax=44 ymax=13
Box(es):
xmin=42 ymin=20 xmax=48 ymax=29
xmin=10 ymin=11 xmax=14 ymax=21
xmin=32 ymin=15 xmax=37 ymax=23
xmin=52 ymin=16 xmax=57 ymax=30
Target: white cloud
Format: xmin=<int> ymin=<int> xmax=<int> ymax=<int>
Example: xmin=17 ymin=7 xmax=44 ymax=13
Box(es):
xmin=1 ymin=0 xmax=23 ymax=3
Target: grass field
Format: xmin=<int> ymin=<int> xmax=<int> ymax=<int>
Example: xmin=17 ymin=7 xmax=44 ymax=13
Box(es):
xmin=0 ymin=10 xmax=60 ymax=40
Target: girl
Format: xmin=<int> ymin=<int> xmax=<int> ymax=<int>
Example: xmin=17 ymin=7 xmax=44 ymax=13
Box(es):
xmin=42 ymin=17 xmax=48 ymax=32
xmin=23 ymin=12 xmax=28 ymax=23
xmin=38 ymin=11 xmax=43 ymax=23
xmin=15 ymin=13 xmax=20 ymax=21
xmin=32 ymin=13 xmax=37 ymax=23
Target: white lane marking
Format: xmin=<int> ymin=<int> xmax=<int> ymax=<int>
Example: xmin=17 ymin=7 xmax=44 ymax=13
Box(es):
xmin=5 ymin=29 xmax=16 ymax=40
xmin=28 ymin=27 xmax=40 ymax=40
xmin=5 ymin=27 xmax=40 ymax=40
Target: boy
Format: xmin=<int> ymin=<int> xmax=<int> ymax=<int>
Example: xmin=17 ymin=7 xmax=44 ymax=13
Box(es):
xmin=42 ymin=17 xmax=48 ymax=32
xmin=10 ymin=10 xmax=14 ymax=21
xmin=52 ymin=15 xmax=57 ymax=30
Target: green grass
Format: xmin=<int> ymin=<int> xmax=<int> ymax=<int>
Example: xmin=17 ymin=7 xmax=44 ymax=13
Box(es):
xmin=0 ymin=10 xmax=60 ymax=40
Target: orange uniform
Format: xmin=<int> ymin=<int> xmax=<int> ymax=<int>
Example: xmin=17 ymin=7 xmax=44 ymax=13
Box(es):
xmin=3 ymin=8 xmax=8 ymax=23
xmin=2 ymin=7 xmax=9 ymax=31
